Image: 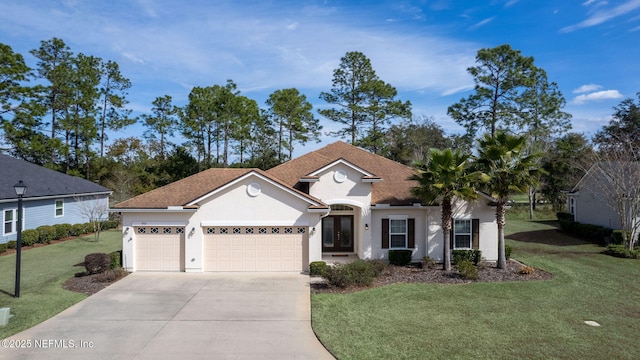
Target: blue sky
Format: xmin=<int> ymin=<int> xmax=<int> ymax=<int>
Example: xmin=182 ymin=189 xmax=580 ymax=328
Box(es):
xmin=1 ymin=0 xmax=639 ymax=156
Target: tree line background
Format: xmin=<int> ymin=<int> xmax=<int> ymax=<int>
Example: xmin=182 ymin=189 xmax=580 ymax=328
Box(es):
xmin=1 ymin=38 xmax=638 ymax=212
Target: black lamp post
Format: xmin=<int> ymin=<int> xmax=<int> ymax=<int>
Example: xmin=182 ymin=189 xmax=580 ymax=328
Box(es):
xmin=13 ymin=180 xmax=27 ymax=298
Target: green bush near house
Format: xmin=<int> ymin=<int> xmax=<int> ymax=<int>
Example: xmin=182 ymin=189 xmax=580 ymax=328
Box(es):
xmin=556 ymin=212 xmax=574 ymax=221
xmin=388 ymin=249 xmax=412 ymax=266
xmin=323 ymin=260 xmax=378 ymax=288
xmin=603 ymin=245 xmax=640 ymax=259
xmin=7 ymin=240 xmax=16 ymax=249
xmin=54 ymin=223 xmax=72 ymax=239
xmin=36 ymin=225 xmax=56 ymax=244
xmin=505 ymin=244 xmax=512 ymax=260
xmin=0 ymin=243 xmax=7 ymax=253
xmin=309 ymin=261 xmax=327 ymax=276
xmin=366 ymin=259 xmax=387 ymax=276
xmin=451 ymin=249 xmax=482 ymax=265
xmin=21 ymin=229 xmax=40 ymax=246
xmin=109 ymin=250 xmax=122 ymax=269
xmin=456 ymin=259 xmax=478 ymax=280
xmin=558 ymin=219 xmax=613 ymax=243
xmin=70 ymin=223 xmax=86 ymax=236
xmin=102 ymin=220 xmax=120 ymax=230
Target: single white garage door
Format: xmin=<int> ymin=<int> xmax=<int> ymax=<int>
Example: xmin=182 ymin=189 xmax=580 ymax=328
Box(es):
xmin=135 ymin=226 xmax=185 ymax=271
xmin=203 ymin=226 xmax=307 ymax=271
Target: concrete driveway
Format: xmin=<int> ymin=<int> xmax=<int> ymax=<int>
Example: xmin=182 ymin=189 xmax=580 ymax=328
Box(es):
xmin=2 ymin=272 xmax=334 ymax=360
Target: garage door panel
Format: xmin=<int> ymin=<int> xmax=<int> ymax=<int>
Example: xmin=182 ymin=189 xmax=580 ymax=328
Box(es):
xmin=135 ymin=227 xmax=184 ymax=271
xmin=203 ymin=227 xmax=307 ymax=272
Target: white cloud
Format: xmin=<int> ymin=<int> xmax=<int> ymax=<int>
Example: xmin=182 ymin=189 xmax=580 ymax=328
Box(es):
xmin=572 ymin=90 xmax=624 ymax=104
xmin=573 ymin=84 xmax=602 ymax=93
xmin=469 ymin=16 xmax=495 ymax=30
xmin=562 ymin=0 xmax=640 ymax=32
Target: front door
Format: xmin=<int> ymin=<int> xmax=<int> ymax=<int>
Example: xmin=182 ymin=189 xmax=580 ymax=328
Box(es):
xmin=322 ymin=215 xmax=354 ymax=252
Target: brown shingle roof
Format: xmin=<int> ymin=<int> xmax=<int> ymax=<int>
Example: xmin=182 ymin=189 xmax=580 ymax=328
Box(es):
xmin=268 ymin=141 xmax=420 ymax=205
xmin=113 ymin=168 xmax=326 ymax=209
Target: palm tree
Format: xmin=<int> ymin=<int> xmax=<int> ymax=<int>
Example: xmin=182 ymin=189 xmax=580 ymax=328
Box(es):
xmin=475 ymin=132 xmax=543 ymax=269
xmin=410 ymin=148 xmax=481 ymax=271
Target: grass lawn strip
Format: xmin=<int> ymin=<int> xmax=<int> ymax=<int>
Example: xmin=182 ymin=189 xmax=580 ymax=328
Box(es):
xmin=311 ymin=219 xmax=640 ymax=359
xmin=0 ymin=231 xmax=121 ymax=339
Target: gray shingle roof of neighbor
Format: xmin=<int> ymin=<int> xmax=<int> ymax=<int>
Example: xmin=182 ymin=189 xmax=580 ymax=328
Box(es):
xmin=0 ymin=154 xmax=111 ymax=201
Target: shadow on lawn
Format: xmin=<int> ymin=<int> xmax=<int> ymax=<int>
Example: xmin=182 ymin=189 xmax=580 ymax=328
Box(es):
xmin=508 ymin=220 xmax=603 ymax=247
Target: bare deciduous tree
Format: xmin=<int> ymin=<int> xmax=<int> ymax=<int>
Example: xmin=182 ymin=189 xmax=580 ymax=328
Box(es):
xmin=74 ymin=195 xmax=109 ymax=241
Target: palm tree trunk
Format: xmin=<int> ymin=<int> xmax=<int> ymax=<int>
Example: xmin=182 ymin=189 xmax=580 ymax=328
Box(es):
xmin=496 ymin=202 xmax=507 ymax=269
xmin=442 ymin=198 xmax=452 ymax=271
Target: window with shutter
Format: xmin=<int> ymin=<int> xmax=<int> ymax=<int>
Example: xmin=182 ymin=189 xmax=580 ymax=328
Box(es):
xmin=382 ymin=218 xmax=415 ymax=249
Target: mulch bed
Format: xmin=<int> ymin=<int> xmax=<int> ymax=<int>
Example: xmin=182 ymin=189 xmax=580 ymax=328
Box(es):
xmin=62 ymin=270 xmax=129 ymax=296
xmin=311 ymin=259 xmax=553 ymax=294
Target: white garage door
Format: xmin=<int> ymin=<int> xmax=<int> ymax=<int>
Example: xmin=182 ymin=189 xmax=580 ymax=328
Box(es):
xmin=135 ymin=226 xmax=185 ymax=271
xmin=203 ymin=226 xmax=307 ymax=271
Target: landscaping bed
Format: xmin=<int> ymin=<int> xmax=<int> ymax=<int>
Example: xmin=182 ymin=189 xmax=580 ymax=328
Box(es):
xmin=311 ymin=259 xmax=552 ymax=293
xmin=63 ymin=269 xmax=129 ymax=296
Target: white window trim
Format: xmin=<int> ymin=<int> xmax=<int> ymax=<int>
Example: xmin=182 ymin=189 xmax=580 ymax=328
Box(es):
xmin=3 ymin=208 xmax=17 ymax=236
xmin=3 ymin=208 xmax=25 ymax=236
xmin=453 ymin=219 xmax=472 ymax=250
xmin=389 ymin=218 xmax=408 ymax=249
xmin=55 ymin=199 xmax=64 ymax=218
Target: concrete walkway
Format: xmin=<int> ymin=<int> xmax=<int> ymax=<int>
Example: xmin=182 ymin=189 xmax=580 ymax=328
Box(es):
xmin=1 ymin=272 xmax=334 ymax=360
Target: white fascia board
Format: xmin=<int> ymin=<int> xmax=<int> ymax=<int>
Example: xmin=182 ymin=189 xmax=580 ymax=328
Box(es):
xmin=309 ymin=159 xmax=375 ymax=177
xmin=371 ymin=204 xmax=436 ymax=209
xmin=109 ymin=208 xmax=197 ymax=213
xmin=362 ymin=178 xmax=383 ymax=183
xmin=0 ymin=191 xmax=112 ymax=204
xmin=200 ymin=220 xmax=309 ymax=227
xmin=187 ymin=171 xmax=323 ymax=208
xmin=131 ymin=221 xmax=188 ymax=227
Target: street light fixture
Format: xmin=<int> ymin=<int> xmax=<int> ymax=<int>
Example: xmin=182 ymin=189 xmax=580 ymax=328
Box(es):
xmin=13 ymin=180 xmax=27 ymax=298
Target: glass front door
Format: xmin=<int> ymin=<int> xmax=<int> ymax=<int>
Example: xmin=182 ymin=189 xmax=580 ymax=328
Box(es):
xmin=322 ymin=215 xmax=354 ymax=252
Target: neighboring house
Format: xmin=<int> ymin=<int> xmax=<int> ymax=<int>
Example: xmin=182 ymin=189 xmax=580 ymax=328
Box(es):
xmin=112 ymin=141 xmax=498 ymax=272
xmin=566 ymin=162 xmax=639 ymax=232
xmin=0 ymin=154 xmax=112 ymax=244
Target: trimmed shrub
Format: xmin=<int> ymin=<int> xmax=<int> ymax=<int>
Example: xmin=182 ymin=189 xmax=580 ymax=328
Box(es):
xmin=7 ymin=240 xmax=16 ymax=249
xmin=452 ymin=250 xmax=482 ymax=265
xmin=611 ymin=230 xmax=628 ymax=246
xmin=322 ymin=260 xmax=377 ymax=288
xmin=21 ymin=229 xmax=40 ymax=246
xmin=83 ymin=222 xmax=95 ymax=233
xmin=309 ymin=261 xmax=327 ymax=276
xmin=70 ymin=223 xmax=85 ymax=236
xmin=36 ymin=225 xmax=56 ymax=243
xmin=109 ymin=250 xmax=122 ymax=269
xmin=556 ymin=212 xmax=574 ymax=221
xmin=366 ymin=259 xmax=387 ymax=276
xmin=559 ymin=219 xmax=613 ymax=243
xmin=457 ymin=260 xmax=478 ymax=280
xmin=505 ymin=244 xmax=512 ymax=260
xmin=603 ymin=245 xmax=640 ymax=259
xmin=102 ymin=220 xmax=119 ymax=230
xmin=54 ymin=223 xmax=72 ymax=239
xmin=84 ymin=253 xmax=111 ymax=274
xmin=388 ymin=249 xmax=412 ymax=266
xmin=0 ymin=243 xmax=7 ymax=253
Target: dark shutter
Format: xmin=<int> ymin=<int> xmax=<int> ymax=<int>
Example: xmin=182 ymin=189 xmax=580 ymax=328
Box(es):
xmin=408 ymin=218 xmax=415 ymax=248
xmin=382 ymin=219 xmax=389 ymax=249
xmin=472 ymin=219 xmax=480 ymax=250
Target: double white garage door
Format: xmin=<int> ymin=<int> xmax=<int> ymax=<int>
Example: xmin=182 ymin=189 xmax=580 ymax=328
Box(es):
xmin=135 ymin=226 xmax=306 ymax=272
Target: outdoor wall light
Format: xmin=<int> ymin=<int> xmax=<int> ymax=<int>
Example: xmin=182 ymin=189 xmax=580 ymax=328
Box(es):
xmin=189 ymin=227 xmax=195 ymax=237
xmin=312 ymin=227 xmax=316 ymax=233
xmin=124 ymin=227 xmax=130 ymax=234
xmin=365 ymin=223 xmax=369 ymax=230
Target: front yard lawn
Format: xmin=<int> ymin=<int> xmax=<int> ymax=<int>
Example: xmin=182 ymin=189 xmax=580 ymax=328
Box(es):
xmin=0 ymin=231 xmax=121 ymax=339
xmin=311 ymin=219 xmax=640 ymax=359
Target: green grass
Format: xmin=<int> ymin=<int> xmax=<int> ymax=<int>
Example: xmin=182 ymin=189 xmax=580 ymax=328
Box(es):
xmin=0 ymin=231 xmax=121 ymax=339
xmin=311 ymin=219 xmax=640 ymax=359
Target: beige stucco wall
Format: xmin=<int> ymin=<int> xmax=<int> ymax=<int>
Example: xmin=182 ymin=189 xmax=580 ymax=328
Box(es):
xmin=308 ymin=163 xmax=373 ymax=259
xmin=120 ymin=173 xmax=323 ymax=272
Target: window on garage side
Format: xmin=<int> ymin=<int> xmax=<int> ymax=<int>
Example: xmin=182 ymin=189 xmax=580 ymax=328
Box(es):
xmin=452 ymin=219 xmax=480 ymax=250
xmin=55 ymin=199 xmax=64 ymax=217
xmin=382 ymin=218 xmax=415 ymax=249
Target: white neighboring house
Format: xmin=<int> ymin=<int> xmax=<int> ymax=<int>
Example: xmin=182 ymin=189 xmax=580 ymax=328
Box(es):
xmin=566 ymin=162 xmax=640 ymax=240
xmin=112 ymin=141 xmax=499 ymax=272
